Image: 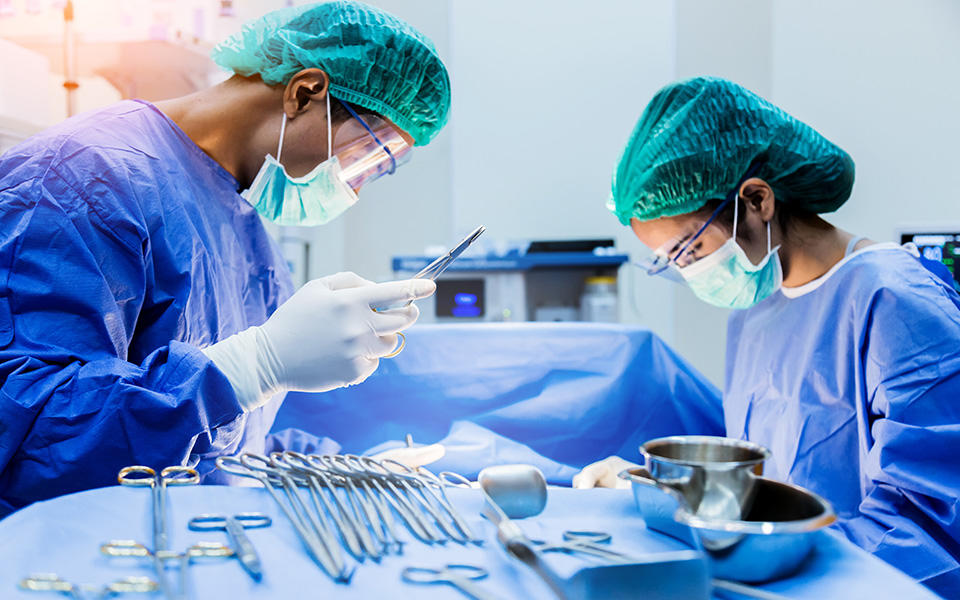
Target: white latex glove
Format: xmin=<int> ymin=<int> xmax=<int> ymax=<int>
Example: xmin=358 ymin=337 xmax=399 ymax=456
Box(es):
xmin=371 ymin=444 xmax=446 ymax=470
xmin=202 ymin=272 xmax=435 ymax=412
xmin=571 ymin=456 xmax=639 ymax=489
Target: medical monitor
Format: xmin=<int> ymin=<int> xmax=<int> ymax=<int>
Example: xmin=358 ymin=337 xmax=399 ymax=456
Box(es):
xmin=899 ymin=231 xmax=960 ymax=290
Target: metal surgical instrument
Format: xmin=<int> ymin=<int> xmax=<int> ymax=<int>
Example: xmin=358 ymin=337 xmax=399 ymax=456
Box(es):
xmin=187 ymin=513 xmax=271 ymax=582
xmin=19 ymin=573 xmax=158 ymax=599
xmin=214 ymin=455 xmax=350 ymax=582
xmin=117 ymin=465 xmax=199 ymax=553
xmin=414 ymin=225 xmax=486 ymax=281
xmin=532 ymin=530 xmax=637 ymax=563
xmin=401 ymin=565 xmax=501 ymax=600
xmin=100 ymin=540 xmax=232 ymax=600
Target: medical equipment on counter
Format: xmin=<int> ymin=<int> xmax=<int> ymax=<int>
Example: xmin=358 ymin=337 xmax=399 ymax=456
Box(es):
xmin=579 ymin=277 xmax=618 ymax=323
xmin=187 ymin=514 xmax=271 ymax=582
xmin=401 ymin=564 xmax=501 ymax=600
xmin=100 ymin=540 xmax=234 ymax=600
xmin=19 ymin=573 xmax=158 ymax=598
xmin=393 ymin=239 xmax=627 ymax=323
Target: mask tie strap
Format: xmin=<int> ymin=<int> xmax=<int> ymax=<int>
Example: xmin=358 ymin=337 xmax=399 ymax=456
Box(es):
xmin=276 ymin=114 xmax=287 ymax=163
xmin=767 ymin=220 xmax=772 ymax=254
xmin=732 ymin=191 xmax=740 ymax=240
xmin=326 ymin=92 xmax=332 ymax=160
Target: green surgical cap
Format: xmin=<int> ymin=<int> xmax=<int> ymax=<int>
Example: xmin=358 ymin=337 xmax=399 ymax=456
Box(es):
xmin=609 ymin=77 xmax=854 ymax=224
xmin=211 ymin=1 xmax=451 ymax=146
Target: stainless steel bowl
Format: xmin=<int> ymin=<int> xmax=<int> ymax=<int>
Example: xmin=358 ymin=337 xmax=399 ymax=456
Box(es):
xmin=620 ymin=467 xmax=836 ymax=582
xmin=641 ymin=435 xmax=771 ymax=521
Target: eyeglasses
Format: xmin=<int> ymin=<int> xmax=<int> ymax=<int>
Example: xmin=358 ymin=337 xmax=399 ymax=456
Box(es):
xmin=637 ymin=164 xmax=762 ymax=276
xmin=334 ymin=100 xmax=412 ymax=192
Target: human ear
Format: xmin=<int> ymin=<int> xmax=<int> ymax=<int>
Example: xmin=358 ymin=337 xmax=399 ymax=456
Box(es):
xmin=739 ymin=178 xmax=776 ymax=223
xmin=282 ymin=68 xmax=330 ymax=117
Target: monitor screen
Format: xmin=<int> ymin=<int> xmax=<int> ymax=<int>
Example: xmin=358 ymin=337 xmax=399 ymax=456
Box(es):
xmin=436 ymin=279 xmax=485 ymax=318
xmin=900 ymin=232 xmax=960 ymax=289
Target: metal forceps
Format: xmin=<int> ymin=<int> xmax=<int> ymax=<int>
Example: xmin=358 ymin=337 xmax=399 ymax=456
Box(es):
xmin=100 ymin=540 xmax=233 ymax=600
xmin=401 ymin=565 xmax=500 ymax=600
xmin=117 ymin=465 xmax=199 ymax=552
xmin=532 ymin=530 xmax=635 ymax=563
xmin=19 ymin=573 xmax=157 ymax=599
xmin=414 ymin=225 xmax=486 ymax=281
xmin=214 ymin=455 xmax=350 ymax=581
xmin=187 ymin=513 xmax=271 ymax=582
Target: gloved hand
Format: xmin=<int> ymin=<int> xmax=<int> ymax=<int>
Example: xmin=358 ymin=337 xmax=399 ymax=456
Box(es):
xmin=571 ymin=456 xmax=639 ymax=489
xmin=371 ymin=443 xmax=446 ymax=470
xmin=202 ymin=272 xmax=436 ymax=412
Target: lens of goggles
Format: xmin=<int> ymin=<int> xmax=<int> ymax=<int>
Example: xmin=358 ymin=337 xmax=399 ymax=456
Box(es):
xmin=334 ymin=111 xmax=412 ymax=192
xmin=642 ymin=221 xmax=719 ymax=276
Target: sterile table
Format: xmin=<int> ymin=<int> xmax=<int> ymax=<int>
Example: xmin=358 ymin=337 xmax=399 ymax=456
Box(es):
xmin=0 ymin=484 xmax=935 ymax=599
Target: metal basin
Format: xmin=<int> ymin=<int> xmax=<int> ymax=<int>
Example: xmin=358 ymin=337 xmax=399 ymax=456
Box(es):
xmin=641 ymin=435 xmax=771 ymax=521
xmin=620 ymin=468 xmax=836 ymax=582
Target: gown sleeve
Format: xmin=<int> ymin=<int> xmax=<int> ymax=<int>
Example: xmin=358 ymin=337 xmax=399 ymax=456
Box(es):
xmin=0 ymin=153 xmax=245 ymax=515
xmin=840 ymin=274 xmax=960 ymax=592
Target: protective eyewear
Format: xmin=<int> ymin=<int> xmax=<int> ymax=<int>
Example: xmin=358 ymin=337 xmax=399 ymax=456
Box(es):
xmin=335 ymin=100 xmax=412 ymax=192
xmin=637 ymin=164 xmax=762 ymax=277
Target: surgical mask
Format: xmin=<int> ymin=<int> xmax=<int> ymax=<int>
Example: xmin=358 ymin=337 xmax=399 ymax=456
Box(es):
xmin=677 ymin=198 xmax=783 ymax=309
xmin=242 ymin=94 xmax=358 ymax=226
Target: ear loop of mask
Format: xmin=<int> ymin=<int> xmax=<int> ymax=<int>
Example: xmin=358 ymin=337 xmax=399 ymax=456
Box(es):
xmin=275 ymin=93 xmax=333 ymax=166
xmin=731 ymin=186 xmax=772 ymax=255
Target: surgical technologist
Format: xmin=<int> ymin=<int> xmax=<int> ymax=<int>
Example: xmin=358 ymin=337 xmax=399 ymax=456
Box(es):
xmin=0 ymin=1 xmax=449 ymax=516
xmin=575 ymin=78 xmax=960 ymax=596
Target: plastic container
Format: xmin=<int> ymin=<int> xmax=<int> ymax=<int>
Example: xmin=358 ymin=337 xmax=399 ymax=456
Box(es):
xmin=580 ymin=276 xmax=619 ymax=322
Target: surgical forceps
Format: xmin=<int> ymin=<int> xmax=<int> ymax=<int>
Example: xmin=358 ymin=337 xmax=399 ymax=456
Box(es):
xmin=214 ymin=455 xmax=351 ymax=581
xmin=401 ymin=565 xmax=501 ymax=600
xmin=278 ymin=451 xmax=381 ymax=560
xmin=414 ymin=225 xmax=486 ymax=280
xmin=380 ymin=458 xmax=477 ymax=544
xmin=117 ymin=465 xmax=199 ymax=553
xmin=19 ymin=573 xmax=157 ymax=599
xmin=532 ymin=530 xmax=636 ymax=563
xmin=187 ymin=513 xmax=271 ymax=582
xmin=100 ymin=540 xmax=232 ymax=600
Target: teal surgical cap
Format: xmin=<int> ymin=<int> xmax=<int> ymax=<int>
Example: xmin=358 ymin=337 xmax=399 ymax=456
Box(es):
xmin=609 ymin=77 xmax=855 ymax=224
xmin=211 ymin=1 xmax=451 ymax=146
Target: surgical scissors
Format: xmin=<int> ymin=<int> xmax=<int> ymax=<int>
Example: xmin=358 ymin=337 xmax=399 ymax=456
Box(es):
xmin=401 ymin=564 xmax=500 ymax=600
xmin=187 ymin=513 xmax=271 ymax=582
xmin=117 ymin=465 xmax=199 ymax=553
xmin=532 ymin=530 xmax=636 ymax=563
xmin=100 ymin=540 xmax=232 ymax=600
xmin=19 ymin=573 xmax=157 ymax=599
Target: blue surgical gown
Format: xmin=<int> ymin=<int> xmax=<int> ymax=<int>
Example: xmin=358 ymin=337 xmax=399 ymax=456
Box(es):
xmin=725 ymin=244 xmax=960 ymax=597
xmin=0 ymin=100 xmax=302 ymax=517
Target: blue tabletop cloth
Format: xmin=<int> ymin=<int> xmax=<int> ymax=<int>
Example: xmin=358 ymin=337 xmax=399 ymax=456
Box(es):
xmin=273 ymin=323 xmax=726 ymax=483
xmin=0 ymin=485 xmax=933 ymax=599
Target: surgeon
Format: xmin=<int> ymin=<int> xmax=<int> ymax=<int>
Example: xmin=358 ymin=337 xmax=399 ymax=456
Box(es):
xmin=573 ymin=77 xmax=960 ymax=596
xmin=0 ymin=1 xmax=450 ymax=517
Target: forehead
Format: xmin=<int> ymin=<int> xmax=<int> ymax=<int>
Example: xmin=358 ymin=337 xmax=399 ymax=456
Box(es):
xmin=630 ymin=212 xmax=706 ymax=249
